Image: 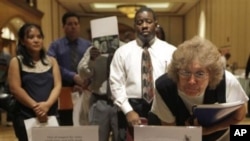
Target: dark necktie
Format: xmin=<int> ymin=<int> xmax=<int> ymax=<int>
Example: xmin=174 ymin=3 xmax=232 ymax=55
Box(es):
xmin=141 ymin=44 xmax=154 ymax=103
xmin=70 ymin=42 xmax=78 ymax=71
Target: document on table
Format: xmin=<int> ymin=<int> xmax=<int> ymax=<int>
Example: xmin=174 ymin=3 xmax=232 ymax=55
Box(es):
xmin=32 ymin=126 xmax=99 ymax=141
xmin=24 ymin=116 xmax=59 ymax=141
xmin=134 ymin=125 xmax=202 ymax=141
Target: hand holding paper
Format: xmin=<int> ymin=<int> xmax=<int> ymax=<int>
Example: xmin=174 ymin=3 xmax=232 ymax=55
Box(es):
xmin=24 ymin=116 xmax=59 ymax=141
xmin=90 ymin=47 xmax=101 ymax=60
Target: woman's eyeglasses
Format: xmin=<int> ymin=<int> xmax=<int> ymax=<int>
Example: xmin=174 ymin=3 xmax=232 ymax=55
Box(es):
xmin=178 ymin=70 xmax=208 ymax=80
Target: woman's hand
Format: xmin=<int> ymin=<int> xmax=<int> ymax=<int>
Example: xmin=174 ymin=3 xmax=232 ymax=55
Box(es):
xmin=33 ymin=102 xmax=49 ymax=118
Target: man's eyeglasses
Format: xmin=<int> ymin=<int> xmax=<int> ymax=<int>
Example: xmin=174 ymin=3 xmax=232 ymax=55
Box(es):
xmin=178 ymin=70 xmax=208 ymax=80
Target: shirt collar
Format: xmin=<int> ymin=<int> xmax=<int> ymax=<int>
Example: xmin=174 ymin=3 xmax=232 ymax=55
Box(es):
xmin=66 ymin=37 xmax=78 ymax=45
xmin=136 ymin=37 xmax=156 ymax=48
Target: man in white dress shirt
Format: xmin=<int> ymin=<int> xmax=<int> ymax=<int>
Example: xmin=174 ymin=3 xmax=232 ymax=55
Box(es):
xmin=109 ymin=7 xmax=176 ymax=140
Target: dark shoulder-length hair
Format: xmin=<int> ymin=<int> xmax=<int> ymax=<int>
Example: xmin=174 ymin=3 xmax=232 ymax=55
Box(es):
xmin=17 ymin=23 xmax=48 ymax=67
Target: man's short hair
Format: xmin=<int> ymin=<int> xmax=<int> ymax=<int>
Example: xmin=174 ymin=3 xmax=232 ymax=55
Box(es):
xmin=62 ymin=12 xmax=80 ymax=26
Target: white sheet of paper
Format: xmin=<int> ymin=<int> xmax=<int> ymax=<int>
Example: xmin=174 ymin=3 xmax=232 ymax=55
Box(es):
xmin=24 ymin=116 xmax=59 ymax=141
xmin=72 ymin=92 xmax=83 ymax=126
xmin=90 ymin=16 xmax=118 ymax=38
xmin=71 ymin=91 xmax=80 ymax=105
xmin=134 ymin=125 xmax=202 ymax=141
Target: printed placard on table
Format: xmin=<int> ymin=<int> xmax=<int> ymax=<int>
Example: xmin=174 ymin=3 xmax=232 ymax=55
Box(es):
xmin=134 ymin=125 xmax=202 ymax=141
xmin=32 ymin=126 xmax=99 ymax=141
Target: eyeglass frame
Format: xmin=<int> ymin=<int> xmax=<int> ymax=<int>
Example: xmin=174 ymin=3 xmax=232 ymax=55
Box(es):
xmin=178 ymin=70 xmax=209 ymax=80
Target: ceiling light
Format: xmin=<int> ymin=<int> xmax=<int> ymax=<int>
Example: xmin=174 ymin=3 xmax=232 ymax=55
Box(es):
xmin=117 ymin=4 xmax=145 ymax=19
xmin=93 ymin=3 xmax=170 ymax=9
xmin=93 ymin=4 xmax=117 ymax=9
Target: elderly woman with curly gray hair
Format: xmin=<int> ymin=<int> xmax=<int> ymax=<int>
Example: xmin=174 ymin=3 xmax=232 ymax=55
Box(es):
xmin=150 ymin=36 xmax=249 ymax=141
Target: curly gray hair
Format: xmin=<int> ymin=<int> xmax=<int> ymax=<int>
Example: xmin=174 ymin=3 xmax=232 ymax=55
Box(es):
xmin=167 ymin=36 xmax=224 ymax=89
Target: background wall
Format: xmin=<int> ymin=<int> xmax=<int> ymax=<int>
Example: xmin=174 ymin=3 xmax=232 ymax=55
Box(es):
xmin=0 ymin=0 xmax=43 ymax=57
xmin=1 ymin=0 xmax=250 ymax=68
xmin=0 ymin=0 xmax=43 ymax=27
xmin=37 ymin=0 xmax=184 ymax=48
xmin=185 ymin=0 xmax=250 ymax=68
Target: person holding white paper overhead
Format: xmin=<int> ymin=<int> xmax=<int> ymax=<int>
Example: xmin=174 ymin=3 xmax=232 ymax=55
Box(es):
xmin=151 ymin=36 xmax=249 ymax=141
xmin=8 ymin=23 xmax=61 ymax=141
xmin=78 ymin=16 xmax=121 ymax=141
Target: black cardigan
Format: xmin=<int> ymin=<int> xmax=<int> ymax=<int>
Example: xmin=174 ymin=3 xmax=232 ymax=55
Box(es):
xmin=155 ymin=73 xmax=227 ymax=141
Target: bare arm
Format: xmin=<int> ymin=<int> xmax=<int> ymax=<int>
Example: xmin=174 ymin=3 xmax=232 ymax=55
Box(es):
xmin=8 ymin=57 xmax=37 ymax=108
xmin=44 ymin=57 xmax=62 ymax=109
xmin=77 ymin=46 xmax=97 ymax=80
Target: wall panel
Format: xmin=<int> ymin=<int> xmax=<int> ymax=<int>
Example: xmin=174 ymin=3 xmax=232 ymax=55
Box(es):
xmin=185 ymin=0 xmax=250 ymax=68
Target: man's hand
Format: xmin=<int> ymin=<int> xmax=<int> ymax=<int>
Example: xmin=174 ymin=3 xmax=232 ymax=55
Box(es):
xmin=73 ymin=78 xmax=91 ymax=93
xmin=82 ymin=79 xmax=91 ymax=90
xmin=126 ymin=111 xmax=141 ymax=126
xmin=73 ymin=84 xmax=83 ymax=93
xmin=73 ymin=74 xmax=83 ymax=86
xmin=90 ymin=47 xmax=101 ymax=61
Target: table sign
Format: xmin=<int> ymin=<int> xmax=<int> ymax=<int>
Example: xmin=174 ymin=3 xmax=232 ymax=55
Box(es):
xmin=134 ymin=125 xmax=202 ymax=141
xmin=32 ymin=126 xmax=98 ymax=141
xmin=24 ymin=116 xmax=59 ymax=141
